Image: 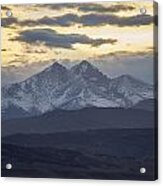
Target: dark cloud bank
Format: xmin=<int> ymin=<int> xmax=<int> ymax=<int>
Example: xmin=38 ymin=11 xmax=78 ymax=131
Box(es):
xmin=1 ymin=17 xmax=18 ymax=27
xmin=14 ymin=13 xmax=156 ymax=28
xmin=1 ymin=3 xmax=157 ymax=28
xmin=11 ymin=29 xmax=117 ymax=49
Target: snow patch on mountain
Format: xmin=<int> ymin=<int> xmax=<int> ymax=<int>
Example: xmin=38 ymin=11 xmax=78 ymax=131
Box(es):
xmin=2 ymin=61 xmax=154 ymax=118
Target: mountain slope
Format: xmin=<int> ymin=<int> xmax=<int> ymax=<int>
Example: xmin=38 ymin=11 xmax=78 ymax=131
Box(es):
xmin=60 ymin=60 xmax=119 ymax=110
xmin=2 ymin=61 xmax=154 ymax=119
xmin=2 ymin=63 xmax=72 ymax=114
xmin=2 ymin=107 xmax=154 ymax=136
xmin=109 ymin=75 xmax=153 ymax=107
xmin=133 ymin=99 xmax=156 ymax=111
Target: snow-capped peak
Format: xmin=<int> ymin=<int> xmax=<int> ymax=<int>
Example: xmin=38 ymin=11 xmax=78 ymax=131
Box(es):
xmin=71 ymin=60 xmax=95 ymax=73
xmin=44 ymin=62 xmax=67 ymax=73
xmin=2 ymin=60 xmax=154 ymax=119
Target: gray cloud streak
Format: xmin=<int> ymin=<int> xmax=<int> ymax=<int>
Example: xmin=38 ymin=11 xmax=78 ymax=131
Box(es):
xmin=34 ymin=3 xmax=135 ymax=13
xmin=78 ymin=4 xmax=135 ymax=13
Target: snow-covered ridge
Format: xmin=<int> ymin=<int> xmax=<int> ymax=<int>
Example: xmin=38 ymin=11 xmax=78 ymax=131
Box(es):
xmin=2 ymin=61 xmax=154 ymax=118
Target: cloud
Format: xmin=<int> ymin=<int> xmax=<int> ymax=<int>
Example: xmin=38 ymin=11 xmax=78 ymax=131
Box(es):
xmin=18 ymin=14 xmax=79 ymax=27
xmin=91 ymin=38 xmax=117 ymax=46
xmin=18 ymin=13 xmax=155 ymax=28
xmin=1 ymin=3 xmax=156 ymax=28
xmin=1 ymin=5 xmax=11 ymax=10
xmin=11 ymin=29 xmax=117 ymax=49
xmin=98 ymin=50 xmax=153 ymax=59
xmin=78 ymin=4 xmax=135 ymax=13
xmin=26 ymin=49 xmax=47 ymax=54
xmin=92 ymin=52 xmax=154 ymax=84
xmin=80 ymin=14 xmax=155 ymax=27
xmin=34 ymin=3 xmax=76 ymax=10
xmin=35 ymin=3 xmax=135 ymax=13
xmin=1 ymin=17 xmax=18 ymax=27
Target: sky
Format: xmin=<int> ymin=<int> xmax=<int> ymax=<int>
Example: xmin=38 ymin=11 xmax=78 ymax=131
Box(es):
xmin=1 ymin=1 xmax=157 ymax=84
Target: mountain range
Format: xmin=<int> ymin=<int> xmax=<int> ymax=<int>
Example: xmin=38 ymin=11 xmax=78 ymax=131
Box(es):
xmin=2 ymin=60 xmax=154 ymax=119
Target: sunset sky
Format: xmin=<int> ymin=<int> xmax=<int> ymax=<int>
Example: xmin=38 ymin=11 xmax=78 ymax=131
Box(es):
xmin=1 ymin=1 xmax=156 ymax=68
